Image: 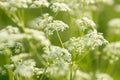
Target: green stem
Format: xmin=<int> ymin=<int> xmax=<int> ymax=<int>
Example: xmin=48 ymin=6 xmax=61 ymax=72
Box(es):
xmin=27 ymin=40 xmax=46 ymax=65
xmin=7 ymin=68 xmax=14 ymax=80
xmin=56 ymin=30 xmax=64 ymax=48
xmin=17 ymin=9 xmax=25 ymax=31
xmin=4 ymin=49 xmax=14 ymax=80
xmin=40 ymin=66 xmax=48 ymax=80
xmin=53 ymin=10 xmax=59 ymax=19
xmin=70 ymin=62 xmax=73 ymax=80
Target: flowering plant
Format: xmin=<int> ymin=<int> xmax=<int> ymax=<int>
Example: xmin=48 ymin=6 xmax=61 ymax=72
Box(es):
xmin=0 ymin=0 xmax=120 ymax=80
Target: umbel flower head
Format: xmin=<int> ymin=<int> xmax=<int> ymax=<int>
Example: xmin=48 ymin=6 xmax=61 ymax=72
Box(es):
xmin=30 ymin=0 xmax=49 ymax=8
xmin=30 ymin=13 xmax=53 ymax=30
xmin=96 ymin=72 xmax=113 ymax=80
xmin=10 ymin=53 xmax=29 ymax=63
xmin=0 ymin=0 xmax=49 ymax=12
xmin=65 ymin=30 xmax=108 ymax=55
xmin=76 ymin=17 xmax=96 ymax=32
xmin=107 ymin=18 xmax=120 ymax=35
xmin=43 ymin=45 xmax=71 ymax=67
xmin=45 ymin=20 xmax=69 ymax=35
xmin=14 ymin=59 xmax=36 ymax=78
xmin=30 ymin=13 xmax=69 ymax=35
xmin=50 ymin=2 xmax=71 ymax=12
xmin=103 ymin=41 xmax=120 ymax=63
xmin=24 ymin=28 xmax=51 ymax=46
xmin=0 ymin=67 xmax=7 ymax=75
xmin=0 ymin=25 xmax=25 ymax=52
xmin=0 ymin=25 xmax=25 ymax=43
xmin=64 ymin=37 xmax=86 ymax=55
xmin=46 ymin=62 xmax=70 ymax=78
xmin=0 ymin=0 xmax=32 ymax=12
xmin=80 ymin=0 xmax=114 ymax=5
xmin=84 ymin=30 xmax=108 ymax=50
xmin=75 ymin=70 xmax=91 ymax=80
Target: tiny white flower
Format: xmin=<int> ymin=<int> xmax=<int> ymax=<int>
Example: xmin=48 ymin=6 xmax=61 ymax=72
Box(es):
xmin=50 ymin=2 xmax=71 ymax=12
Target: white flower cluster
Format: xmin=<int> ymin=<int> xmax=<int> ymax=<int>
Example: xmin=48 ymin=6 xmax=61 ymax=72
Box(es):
xmin=30 ymin=13 xmax=53 ymax=30
xmin=96 ymin=72 xmax=113 ymax=80
xmin=10 ymin=53 xmax=29 ymax=63
xmin=0 ymin=67 xmax=7 ymax=75
xmin=0 ymin=26 xmax=25 ymax=44
xmin=107 ymin=18 xmax=120 ymax=35
xmin=13 ymin=42 xmax=23 ymax=54
xmin=50 ymin=2 xmax=71 ymax=12
xmin=75 ymin=71 xmax=113 ymax=80
xmin=45 ymin=20 xmax=69 ymax=35
xmin=0 ymin=26 xmax=50 ymax=78
xmin=0 ymin=26 xmax=25 ymax=54
xmin=43 ymin=45 xmax=71 ymax=66
xmin=100 ymin=0 xmax=114 ymax=5
xmin=0 ymin=0 xmax=32 ymax=12
xmin=65 ymin=30 xmax=108 ymax=55
xmin=33 ymin=68 xmax=44 ymax=76
xmin=103 ymin=41 xmax=120 ymax=63
xmin=0 ymin=0 xmax=49 ymax=12
xmin=76 ymin=17 xmax=96 ymax=32
xmin=30 ymin=0 xmax=49 ymax=8
xmin=75 ymin=70 xmax=91 ymax=80
xmin=14 ymin=59 xmax=36 ymax=78
xmin=80 ymin=0 xmax=114 ymax=5
xmin=25 ymin=28 xmax=51 ymax=46
xmin=64 ymin=37 xmax=86 ymax=55
xmin=30 ymin=13 xmax=69 ymax=35
xmin=46 ymin=62 xmax=69 ymax=78
xmin=0 ymin=25 xmax=50 ymax=55
xmin=84 ymin=30 xmax=108 ymax=50
xmin=0 ymin=42 xmax=23 ymax=55
xmin=81 ymin=0 xmax=95 ymax=5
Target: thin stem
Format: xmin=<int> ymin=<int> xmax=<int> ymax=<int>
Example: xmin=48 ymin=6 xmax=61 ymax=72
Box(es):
xmin=70 ymin=62 xmax=73 ymax=80
xmin=7 ymin=67 xmax=14 ymax=80
xmin=4 ymin=49 xmax=14 ymax=80
xmin=76 ymin=51 xmax=89 ymax=63
xmin=5 ymin=10 xmax=25 ymax=32
xmin=53 ymin=9 xmax=60 ymax=19
xmin=41 ymin=6 xmax=43 ymax=15
xmin=17 ymin=9 xmax=25 ymax=31
xmin=56 ymin=30 xmax=64 ymax=48
xmin=27 ymin=39 xmax=46 ymax=65
xmin=40 ymin=66 xmax=48 ymax=80
xmin=5 ymin=12 xmax=20 ymax=26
